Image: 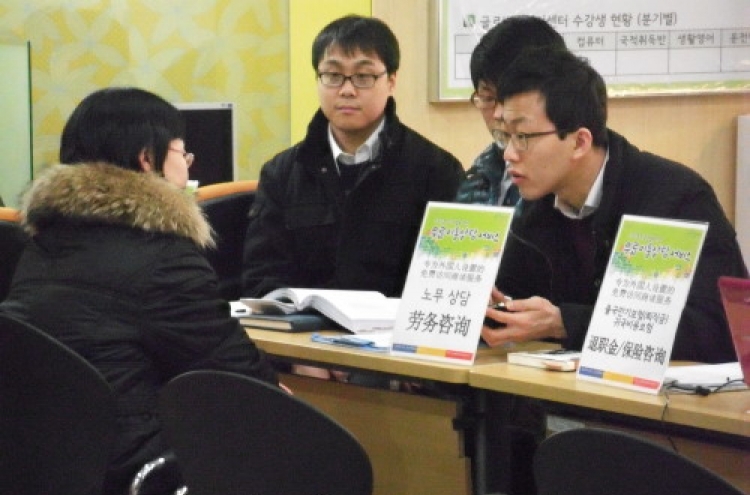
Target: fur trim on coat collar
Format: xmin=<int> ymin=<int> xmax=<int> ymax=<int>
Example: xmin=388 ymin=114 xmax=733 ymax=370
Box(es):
xmin=21 ymin=162 xmax=214 ymax=249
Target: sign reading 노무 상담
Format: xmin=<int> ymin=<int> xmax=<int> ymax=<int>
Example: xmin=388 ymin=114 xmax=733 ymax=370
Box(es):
xmin=577 ymin=214 xmax=708 ymax=394
xmin=390 ymin=202 xmax=513 ymax=365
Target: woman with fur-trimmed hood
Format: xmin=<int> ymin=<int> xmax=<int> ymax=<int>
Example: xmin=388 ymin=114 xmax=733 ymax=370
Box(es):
xmin=1 ymin=87 xmax=278 ymax=495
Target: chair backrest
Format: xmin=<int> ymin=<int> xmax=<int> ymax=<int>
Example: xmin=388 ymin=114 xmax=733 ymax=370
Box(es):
xmin=159 ymin=370 xmax=373 ymax=495
xmin=0 ymin=207 xmax=27 ymax=301
xmin=196 ymin=180 xmax=257 ymax=300
xmin=0 ymin=206 xmax=21 ymax=222
xmin=533 ymin=427 xmax=744 ymax=495
xmin=0 ymin=313 xmax=117 ymax=495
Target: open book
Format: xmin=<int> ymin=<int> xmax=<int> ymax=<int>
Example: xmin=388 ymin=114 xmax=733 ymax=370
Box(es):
xmin=240 ymin=288 xmax=400 ymax=333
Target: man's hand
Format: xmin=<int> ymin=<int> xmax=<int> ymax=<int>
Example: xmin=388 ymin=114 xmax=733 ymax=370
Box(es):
xmin=481 ymin=287 xmax=566 ymax=347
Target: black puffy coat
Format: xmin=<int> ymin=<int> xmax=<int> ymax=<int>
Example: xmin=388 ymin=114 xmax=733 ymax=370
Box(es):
xmin=1 ymin=162 xmax=277 ymax=494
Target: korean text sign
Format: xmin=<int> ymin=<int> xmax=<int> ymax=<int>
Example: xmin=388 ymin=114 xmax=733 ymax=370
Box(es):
xmin=391 ymin=202 xmax=513 ymax=365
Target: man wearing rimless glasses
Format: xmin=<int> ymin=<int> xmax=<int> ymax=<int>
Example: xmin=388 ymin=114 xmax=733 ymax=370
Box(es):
xmin=482 ymin=47 xmax=747 ymax=365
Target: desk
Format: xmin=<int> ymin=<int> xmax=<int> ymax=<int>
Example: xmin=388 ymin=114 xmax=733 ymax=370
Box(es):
xmin=247 ymin=329 xmax=750 ymax=494
xmin=470 ymin=362 xmax=750 ymax=493
xmin=470 ymin=362 xmax=750 ymax=437
xmin=246 ymin=329 xmax=530 ymax=495
xmin=249 ymin=329 xmax=471 ymax=383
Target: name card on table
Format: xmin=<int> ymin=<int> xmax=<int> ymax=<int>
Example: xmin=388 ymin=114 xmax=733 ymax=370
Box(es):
xmin=390 ymin=202 xmax=513 ymax=365
xmin=577 ymin=214 xmax=708 ymax=394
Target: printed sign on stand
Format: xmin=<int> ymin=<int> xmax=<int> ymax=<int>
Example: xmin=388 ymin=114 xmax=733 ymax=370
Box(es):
xmin=577 ymin=215 xmax=708 ymax=393
xmin=390 ymin=202 xmax=513 ymax=365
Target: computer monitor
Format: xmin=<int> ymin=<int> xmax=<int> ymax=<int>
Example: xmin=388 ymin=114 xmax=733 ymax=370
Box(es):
xmin=173 ymin=102 xmax=236 ymax=186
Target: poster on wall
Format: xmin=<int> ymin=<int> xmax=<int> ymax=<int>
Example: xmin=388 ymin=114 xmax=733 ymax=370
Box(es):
xmin=429 ymin=0 xmax=750 ymax=101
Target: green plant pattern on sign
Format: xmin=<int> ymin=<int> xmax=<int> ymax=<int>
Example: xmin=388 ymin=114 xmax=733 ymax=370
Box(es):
xmin=612 ymin=218 xmax=706 ymax=279
xmin=417 ymin=206 xmax=510 ymax=260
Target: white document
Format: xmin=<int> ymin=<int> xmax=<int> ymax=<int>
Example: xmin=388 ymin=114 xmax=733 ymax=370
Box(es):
xmin=663 ymin=362 xmax=747 ymax=393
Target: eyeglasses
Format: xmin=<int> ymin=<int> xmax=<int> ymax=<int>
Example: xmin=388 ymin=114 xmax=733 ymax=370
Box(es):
xmin=169 ymin=148 xmax=194 ymax=167
xmin=317 ymin=71 xmax=388 ymax=89
xmin=491 ymin=129 xmax=564 ymax=151
xmin=470 ymin=91 xmax=498 ymax=110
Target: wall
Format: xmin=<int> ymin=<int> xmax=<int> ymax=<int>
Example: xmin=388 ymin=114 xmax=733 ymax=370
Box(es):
xmin=0 ymin=0 xmax=290 ymax=181
xmin=372 ymin=0 xmax=750 ymax=224
xmin=1 ymin=0 xmax=748 ymax=224
xmin=289 ymin=0 xmax=370 ymax=144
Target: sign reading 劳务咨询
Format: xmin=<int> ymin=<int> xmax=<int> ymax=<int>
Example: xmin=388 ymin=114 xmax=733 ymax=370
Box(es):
xmin=390 ymin=202 xmax=513 ymax=365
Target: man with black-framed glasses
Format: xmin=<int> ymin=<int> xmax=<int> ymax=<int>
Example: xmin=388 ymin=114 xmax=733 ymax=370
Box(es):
xmin=242 ymin=15 xmax=462 ymax=301
xmin=455 ymin=21 xmax=570 ymax=495
xmin=242 ymin=14 xmax=462 ymax=384
xmin=483 ymin=47 xmax=747 ymax=365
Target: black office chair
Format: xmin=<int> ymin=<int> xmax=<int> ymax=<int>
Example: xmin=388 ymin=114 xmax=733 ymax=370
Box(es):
xmin=158 ymin=370 xmax=374 ymax=495
xmin=128 ymin=453 xmax=187 ymax=495
xmin=533 ymin=427 xmax=745 ymax=495
xmin=196 ymin=180 xmax=257 ymax=301
xmin=0 ymin=313 xmax=117 ymax=495
xmin=0 ymin=207 xmax=28 ymax=301
xmin=0 ymin=313 xmax=185 ymax=495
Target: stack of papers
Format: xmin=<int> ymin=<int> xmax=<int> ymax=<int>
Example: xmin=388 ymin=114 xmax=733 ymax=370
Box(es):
xmin=662 ymin=362 xmax=747 ymax=393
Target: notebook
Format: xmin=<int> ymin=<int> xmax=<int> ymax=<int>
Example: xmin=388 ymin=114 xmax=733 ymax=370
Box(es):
xmin=718 ymin=276 xmax=750 ymax=385
xmin=239 ymin=313 xmax=339 ymax=333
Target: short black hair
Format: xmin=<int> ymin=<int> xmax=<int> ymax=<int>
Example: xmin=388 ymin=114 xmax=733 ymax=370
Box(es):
xmin=497 ymin=48 xmax=609 ymax=147
xmin=312 ymin=15 xmax=400 ymax=74
xmin=470 ymin=15 xmax=566 ymax=90
xmin=60 ymin=87 xmax=185 ymax=173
